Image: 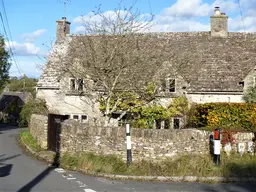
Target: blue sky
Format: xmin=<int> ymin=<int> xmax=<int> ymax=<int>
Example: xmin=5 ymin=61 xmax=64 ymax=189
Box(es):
xmin=0 ymin=0 xmax=255 ymax=78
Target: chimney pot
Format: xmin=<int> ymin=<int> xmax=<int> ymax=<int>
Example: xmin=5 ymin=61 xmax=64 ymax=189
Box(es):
xmin=214 ymin=6 xmax=221 ymax=16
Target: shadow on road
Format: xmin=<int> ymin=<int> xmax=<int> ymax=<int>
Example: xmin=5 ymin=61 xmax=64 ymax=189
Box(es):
xmin=0 ymin=154 xmax=21 ymax=177
xmin=17 ymin=123 xmax=61 ymax=192
xmin=0 ymin=124 xmax=20 ymax=132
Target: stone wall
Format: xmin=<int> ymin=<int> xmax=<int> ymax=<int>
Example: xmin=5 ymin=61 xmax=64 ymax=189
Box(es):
xmin=59 ymin=120 xmax=254 ymax=162
xmin=28 ymin=115 xmax=255 ymax=162
xmin=29 ymin=114 xmax=48 ymax=149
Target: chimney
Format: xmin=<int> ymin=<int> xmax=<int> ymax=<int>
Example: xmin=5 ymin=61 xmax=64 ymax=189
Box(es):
xmin=211 ymin=7 xmax=228 ymax=37
xmin=56 ymin=17 xmax=71 ymax=42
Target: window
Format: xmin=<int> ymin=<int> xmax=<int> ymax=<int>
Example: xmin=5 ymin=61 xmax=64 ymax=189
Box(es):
xmin=81 ymin=115 xmax=88 ymax=122
xmin=168 ymin=79 xmax=175 ymax=92
xmin=70 ymin=79 xmax=76 ymax=90
xmin=77 ymin=79 xmax=84 ymax=91
xmin=155 ymin=119 xmax=161 ymax=129
xmin=173 ymin=118 xmax=180 ymax=129
xmin=69 ymin=78 xmax=84 ymax=91
xmin=164 ymin=120 xmax=170 ymax=129
xmin=73 ymin=115 xmax=79 ymax=120
xmin=71 ymin=114 xmax=88 ymax=122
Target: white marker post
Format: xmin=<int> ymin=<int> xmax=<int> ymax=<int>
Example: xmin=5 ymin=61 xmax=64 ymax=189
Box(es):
xmin=126 ymin=124 xmax=132 ymax=167
xmin=214 ymin=128 xmax=221 ymax=165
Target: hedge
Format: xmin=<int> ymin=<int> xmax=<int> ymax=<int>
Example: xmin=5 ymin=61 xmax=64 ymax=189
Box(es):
xmin=189 ymin=102 xmax=256 ymax=132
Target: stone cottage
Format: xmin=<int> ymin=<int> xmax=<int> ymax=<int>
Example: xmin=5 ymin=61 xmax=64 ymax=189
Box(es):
xmin=36 ymin=7 xmax=256 ymax=127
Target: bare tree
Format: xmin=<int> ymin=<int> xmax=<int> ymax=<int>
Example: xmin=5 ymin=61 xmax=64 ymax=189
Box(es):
xmin=46 ymin=1 xmax=190 ymax=126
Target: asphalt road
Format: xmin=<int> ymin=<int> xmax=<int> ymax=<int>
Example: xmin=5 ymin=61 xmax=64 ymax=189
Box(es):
xmin=0 ymin=124 xmax=256 ymax=192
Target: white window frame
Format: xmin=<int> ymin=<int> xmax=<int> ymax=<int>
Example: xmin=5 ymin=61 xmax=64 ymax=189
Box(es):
xmin=70 ymin=114 xmax=88 ymax=123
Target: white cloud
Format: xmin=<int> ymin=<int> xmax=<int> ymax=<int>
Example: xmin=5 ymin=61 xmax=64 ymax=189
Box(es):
xmin=22 ymin=29 xmax=47 ymax=43
xmin=9 ymin=58 xmax=42 ymax=78
xmin=229 ymin=16 xmax=256 ymax=32
xmin=73 ymin=10 xmax=131 ymax=25
xmin=163 ymin=0 xmax=212 ymax=17
xmin=75 ymin=0 xmax=256 ymax=33
xmin=149 ymin=20 xmax=210 ymax=32
xmin=6 ymin=41 xmax=42 ymax=56
xmin=74 ymin=26 xmax=86 ymax=33
xmin=72 ymin=0 xmax=244 ymax=33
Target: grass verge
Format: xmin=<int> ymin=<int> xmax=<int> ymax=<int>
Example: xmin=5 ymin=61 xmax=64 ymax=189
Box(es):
xmin=20 ymin=130 xmax=42 ymax=152
xmin=60 ymin=151 xmax=256 ymax=178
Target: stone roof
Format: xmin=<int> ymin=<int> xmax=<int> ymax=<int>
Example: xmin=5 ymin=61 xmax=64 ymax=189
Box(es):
xmin=0 ymin=91 xmax=31 ymax=102
xmin=37 ymin=39 xmax=71 ymax=89
xmin=37 ymin=31 xmax=256 ymax=93
xmin=0 ymin=92 xmax=31 ymax=111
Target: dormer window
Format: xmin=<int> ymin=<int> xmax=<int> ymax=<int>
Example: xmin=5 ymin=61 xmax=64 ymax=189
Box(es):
xmin=77 ymin=79 xmax=84 ymax=91
xmin=70 ymin=78 xmax=76 ymax=90
xmin=69 ymin=78 xmax=84 ymax=91
xmin=167 ymin=78 xmax=175 ymax=92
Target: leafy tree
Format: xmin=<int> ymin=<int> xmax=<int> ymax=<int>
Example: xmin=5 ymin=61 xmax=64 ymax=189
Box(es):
xmin=6 ymin=76 xmax=38 ymax=97
xmin=243 ymin=86 xmax=256 ymax=104
xmin=0 ymin=35 xmax=11 ymax=92
xmin=19 ymin=98 xmax=48 ymax=127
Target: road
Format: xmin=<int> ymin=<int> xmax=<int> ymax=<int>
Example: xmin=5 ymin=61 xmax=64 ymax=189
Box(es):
xmin=0 ymin=124 xmax=256 ymax=192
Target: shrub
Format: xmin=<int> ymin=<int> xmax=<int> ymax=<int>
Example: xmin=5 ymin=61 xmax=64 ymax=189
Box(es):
xmin=243 ymin=86 xmax=256 ymax=104
xmin=132 ymin=96 xmax=189 ymax=128
xmin=19 ymin=98 xmax=48 ymax=127
xmin=189 ymin=102 xmax=256 ymax=132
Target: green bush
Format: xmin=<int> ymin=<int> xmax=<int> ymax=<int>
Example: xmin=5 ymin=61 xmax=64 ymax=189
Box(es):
xmin=243 ymin=86 xmax=256 ymax=104
xmin=19 ymin=98 xmax=48 ymax=127
xmin=20 ymin=130 xmax=41 ymax=152
xmin=189 ymin=102 xmax=256 ymax=132
xmin=132 ymin=96 xmax=189 ymax=128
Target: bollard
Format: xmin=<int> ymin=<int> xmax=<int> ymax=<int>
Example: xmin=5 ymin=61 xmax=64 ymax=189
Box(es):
xmin=126 ymin=124 xmax=132 ymax=167
xmin=214 ymin=128 xmax=221 ymax=165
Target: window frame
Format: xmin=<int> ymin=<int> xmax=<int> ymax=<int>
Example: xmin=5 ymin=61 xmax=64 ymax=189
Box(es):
xmin=70 ymin=114 xmax=89 ymax=123
xmin=69 ymin=78 xmax=84 ymax=91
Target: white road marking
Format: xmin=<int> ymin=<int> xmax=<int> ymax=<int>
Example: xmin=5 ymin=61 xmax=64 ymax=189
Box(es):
xmin=54 ymin=167 xmax=97 ymax=192
xmin=76 ymin=181 xmax=88 ymax=188
xmin=83 ymin=189 xmax=97 ymax=192
xmin=55 ymin=168 xmax=66 ymax=173
xmin=67 ymin=177 xmax=77 ymax=180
